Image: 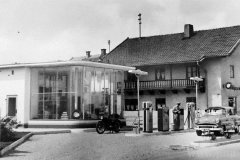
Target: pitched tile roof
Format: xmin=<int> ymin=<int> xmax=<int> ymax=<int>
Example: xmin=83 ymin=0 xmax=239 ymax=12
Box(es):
xmin=70 ymin=54 xmax=101 ymax=62
xmin=103 ymin=25 xmax=240 ymax=66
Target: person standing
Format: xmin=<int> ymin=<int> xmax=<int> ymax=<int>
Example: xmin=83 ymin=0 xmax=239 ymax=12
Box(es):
xmin=172 ymin=102 xmax=181 ymax=130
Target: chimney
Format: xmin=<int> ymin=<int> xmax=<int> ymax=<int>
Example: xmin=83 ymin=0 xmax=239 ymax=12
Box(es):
xmin=101 ymin=49 xmax=107 ymax=57
xmin=86 ymin=51 xmax=91 ymax=58
xmin=184 ymin=24 xmax=194 ymax=38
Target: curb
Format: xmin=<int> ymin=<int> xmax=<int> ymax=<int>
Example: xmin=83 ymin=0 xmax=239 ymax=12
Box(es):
xmin=0 ymin=130 xmax=71 ymax=157
xmin=125 ymin=129 xmax=195 ymax=137
xmin=216 ymin=138 xmax=240 ymax=146
xmin=0 ymin=132 xmax=33 ymax=157
xmin=192 ymin=138 xmax=240 ymax=148
xmin=33 ymin=130 xmax=71 ymax=135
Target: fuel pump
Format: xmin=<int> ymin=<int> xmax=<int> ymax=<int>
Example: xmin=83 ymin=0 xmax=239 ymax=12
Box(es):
xmin=184 ymin=102 xmax=195 ymax=129
xmin=143 ymin=101 xmax=153 ymax=133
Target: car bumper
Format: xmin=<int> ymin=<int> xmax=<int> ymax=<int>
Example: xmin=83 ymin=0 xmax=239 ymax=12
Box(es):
xmin=195 ymin=125 xmax=222 ymax=132
xmin=195 ymin=125 xmax=235 ymax=133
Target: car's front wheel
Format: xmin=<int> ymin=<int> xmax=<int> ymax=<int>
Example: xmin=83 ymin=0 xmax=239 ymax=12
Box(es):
xmin=225 ymin=132 xmax=231 ymax=139
xmin=196 ymin=130 xmax=202 ymax=136
xmin=210 ymin=134 xmax=216 ymax=140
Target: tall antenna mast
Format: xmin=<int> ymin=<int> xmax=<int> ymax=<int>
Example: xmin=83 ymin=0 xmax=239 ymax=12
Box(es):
xmin=108 ymin=40 xmax=111 ymax=53
xmin=138 ymin=13 xmax=142 ymax=38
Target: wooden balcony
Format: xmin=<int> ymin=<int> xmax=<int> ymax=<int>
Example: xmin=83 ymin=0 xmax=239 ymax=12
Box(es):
xmin=124 ymin=79 xmax=205 ymax=90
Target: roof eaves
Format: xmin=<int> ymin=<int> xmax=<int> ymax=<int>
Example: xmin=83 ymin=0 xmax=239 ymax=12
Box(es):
xmin=133 ymin=60 xmax=200 ymax=67
xmin=0 ymin=60 xmax=136 ymax=71
xmin=227 ymin=38 xmax=240 ymax=56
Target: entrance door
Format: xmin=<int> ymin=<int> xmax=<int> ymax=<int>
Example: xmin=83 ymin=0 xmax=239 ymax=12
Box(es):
xmin=228 ymin=97 xmax=237 ymax=114
xmin=7 ymin=96 xmax=17 ymax=116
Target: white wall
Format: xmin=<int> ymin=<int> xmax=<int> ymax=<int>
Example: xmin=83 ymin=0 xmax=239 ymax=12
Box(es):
xmin=220 ymin=44 xmax=240 ymax=113
xmin=0 ymin=68 xmax=30 ymax=124
xmin=201 ymin=58 xmax=222 ymax=107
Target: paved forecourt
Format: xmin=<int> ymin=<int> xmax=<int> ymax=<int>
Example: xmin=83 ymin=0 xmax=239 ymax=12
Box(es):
xmin=1 ymin=128 xmax=240 ymax=160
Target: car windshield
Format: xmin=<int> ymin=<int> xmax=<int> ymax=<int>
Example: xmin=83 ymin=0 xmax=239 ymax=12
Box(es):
xmin=204 ymin=108 xmax=226 ymax=116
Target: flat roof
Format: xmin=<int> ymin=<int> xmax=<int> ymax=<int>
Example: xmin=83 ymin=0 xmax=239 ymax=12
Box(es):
xmin=0 ymin=60 xmax=136 ymax=71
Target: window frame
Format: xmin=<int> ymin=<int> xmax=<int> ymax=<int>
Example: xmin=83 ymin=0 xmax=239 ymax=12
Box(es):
xmin=230 ymin=65 xmax=235 ymax=78
xmin=155 ymin=68 xmax=165 ymax=80
xmin=186 ymin=65 xmax=198 ymax=79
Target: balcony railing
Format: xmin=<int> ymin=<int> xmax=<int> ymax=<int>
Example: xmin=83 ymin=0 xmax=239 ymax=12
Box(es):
xmin=124 ymin=79 xmax=204 ymax=90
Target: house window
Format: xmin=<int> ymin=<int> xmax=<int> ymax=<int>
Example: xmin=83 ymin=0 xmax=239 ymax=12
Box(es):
xmin=230 ymin=65 xmax=234 ymax=78
xmin=125 ymin=99 xmax=138 ymax=111
xmin=186 ymin=66 xmax=198 ymax=79
xmin=155 ymin=68 xmax=165 ymax=80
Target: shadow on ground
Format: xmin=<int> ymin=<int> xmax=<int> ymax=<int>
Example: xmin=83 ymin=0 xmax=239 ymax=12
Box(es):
xmin=82 ymin=126 xmax=134 ymax=133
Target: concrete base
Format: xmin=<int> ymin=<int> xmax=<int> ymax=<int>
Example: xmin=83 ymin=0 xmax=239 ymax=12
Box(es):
xmin=26 ymin=119 xmax=126 ymax=128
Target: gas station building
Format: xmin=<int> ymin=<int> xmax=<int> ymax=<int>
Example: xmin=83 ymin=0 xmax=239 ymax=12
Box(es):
xmin=0 ymin=60 xmax=135 ymax=128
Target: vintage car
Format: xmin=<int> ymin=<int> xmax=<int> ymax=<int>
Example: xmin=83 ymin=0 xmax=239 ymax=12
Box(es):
xmin=195 ymin=106 xmax=240 ymax=139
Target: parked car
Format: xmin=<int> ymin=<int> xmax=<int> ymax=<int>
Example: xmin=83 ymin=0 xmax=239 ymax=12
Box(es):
xmin=195 ymin=106 xmax=240 ymax=140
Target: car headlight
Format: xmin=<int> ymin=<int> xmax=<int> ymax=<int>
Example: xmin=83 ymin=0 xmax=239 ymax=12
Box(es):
xmin=100 ymin=116 xmax=103 ymax=120
xmin=195 ymin=118 xmax=199 ymax=124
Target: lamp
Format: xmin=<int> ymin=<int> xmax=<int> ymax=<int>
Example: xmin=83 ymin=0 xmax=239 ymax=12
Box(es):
xmin=190 ymin=76 xmax=203 ymax=110
xmin=128 ymin=69 xmax=148 ymax=134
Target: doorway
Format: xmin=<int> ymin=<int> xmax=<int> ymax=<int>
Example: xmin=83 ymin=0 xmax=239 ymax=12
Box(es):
xmin=228 ymin=97 xmax=237 ymax=114
xmin=7 ymin=96 xmax=17 ymax=116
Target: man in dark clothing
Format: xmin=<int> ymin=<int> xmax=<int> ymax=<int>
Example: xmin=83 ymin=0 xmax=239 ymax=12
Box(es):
xmin=172 ymin=102 xmax=181 ymax=130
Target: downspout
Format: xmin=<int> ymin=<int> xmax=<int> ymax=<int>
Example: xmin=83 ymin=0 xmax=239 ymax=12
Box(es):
xmin=204 ymin=69 xmax=208 ymax=108
xmin=170 ymin=65 xmax=172 ymax=88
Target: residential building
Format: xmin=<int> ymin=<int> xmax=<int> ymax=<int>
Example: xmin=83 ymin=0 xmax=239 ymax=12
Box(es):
xmin=70 ymin=49 xmax=107 ymax=62
xmin=102 ymin=24 xmax=240 ymax=117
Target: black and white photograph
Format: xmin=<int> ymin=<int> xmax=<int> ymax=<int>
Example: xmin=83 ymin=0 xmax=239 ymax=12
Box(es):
xmin=1 ymin=0 xmax=240 ymax=159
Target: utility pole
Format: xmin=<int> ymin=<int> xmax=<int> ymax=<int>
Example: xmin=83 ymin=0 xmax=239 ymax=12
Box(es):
xmin=108 ymin=40 xmax=111 ymax=53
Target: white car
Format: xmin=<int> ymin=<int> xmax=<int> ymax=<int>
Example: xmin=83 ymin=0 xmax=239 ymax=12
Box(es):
xmin=195 ymin=106 xmax=240 ymax=140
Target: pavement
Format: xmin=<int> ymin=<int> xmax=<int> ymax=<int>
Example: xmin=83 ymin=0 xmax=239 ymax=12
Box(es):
xmin=14 ymin=126 xmax=240 ymax=148
xmin=124 ymin=128 xmax=240 ymax=148
xmin=1 ymin=126 xmax=240 ymax=159
xmin=12 ymin=126 xmax=240 ymax=147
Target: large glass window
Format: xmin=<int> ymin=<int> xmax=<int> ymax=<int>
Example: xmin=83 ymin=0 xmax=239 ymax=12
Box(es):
xmin=30 ymin=67 xmax=75 ymax=120
xmin=82 ymin=67 xmax=95 ymax=119
xmin=30 ymin=66 xmax=124 ymax=120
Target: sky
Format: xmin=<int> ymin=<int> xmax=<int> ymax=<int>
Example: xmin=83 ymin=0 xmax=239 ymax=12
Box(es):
xmin=0 ymin=0 xmax=240 ymax=64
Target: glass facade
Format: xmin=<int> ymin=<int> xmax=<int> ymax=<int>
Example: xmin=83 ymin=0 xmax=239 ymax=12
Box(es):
xmin=30 ymin=66 xmax=124 ymax=120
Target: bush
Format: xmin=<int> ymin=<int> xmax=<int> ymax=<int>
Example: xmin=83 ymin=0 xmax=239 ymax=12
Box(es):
xmin=0 ymin=117 xmax=16 ymax=142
